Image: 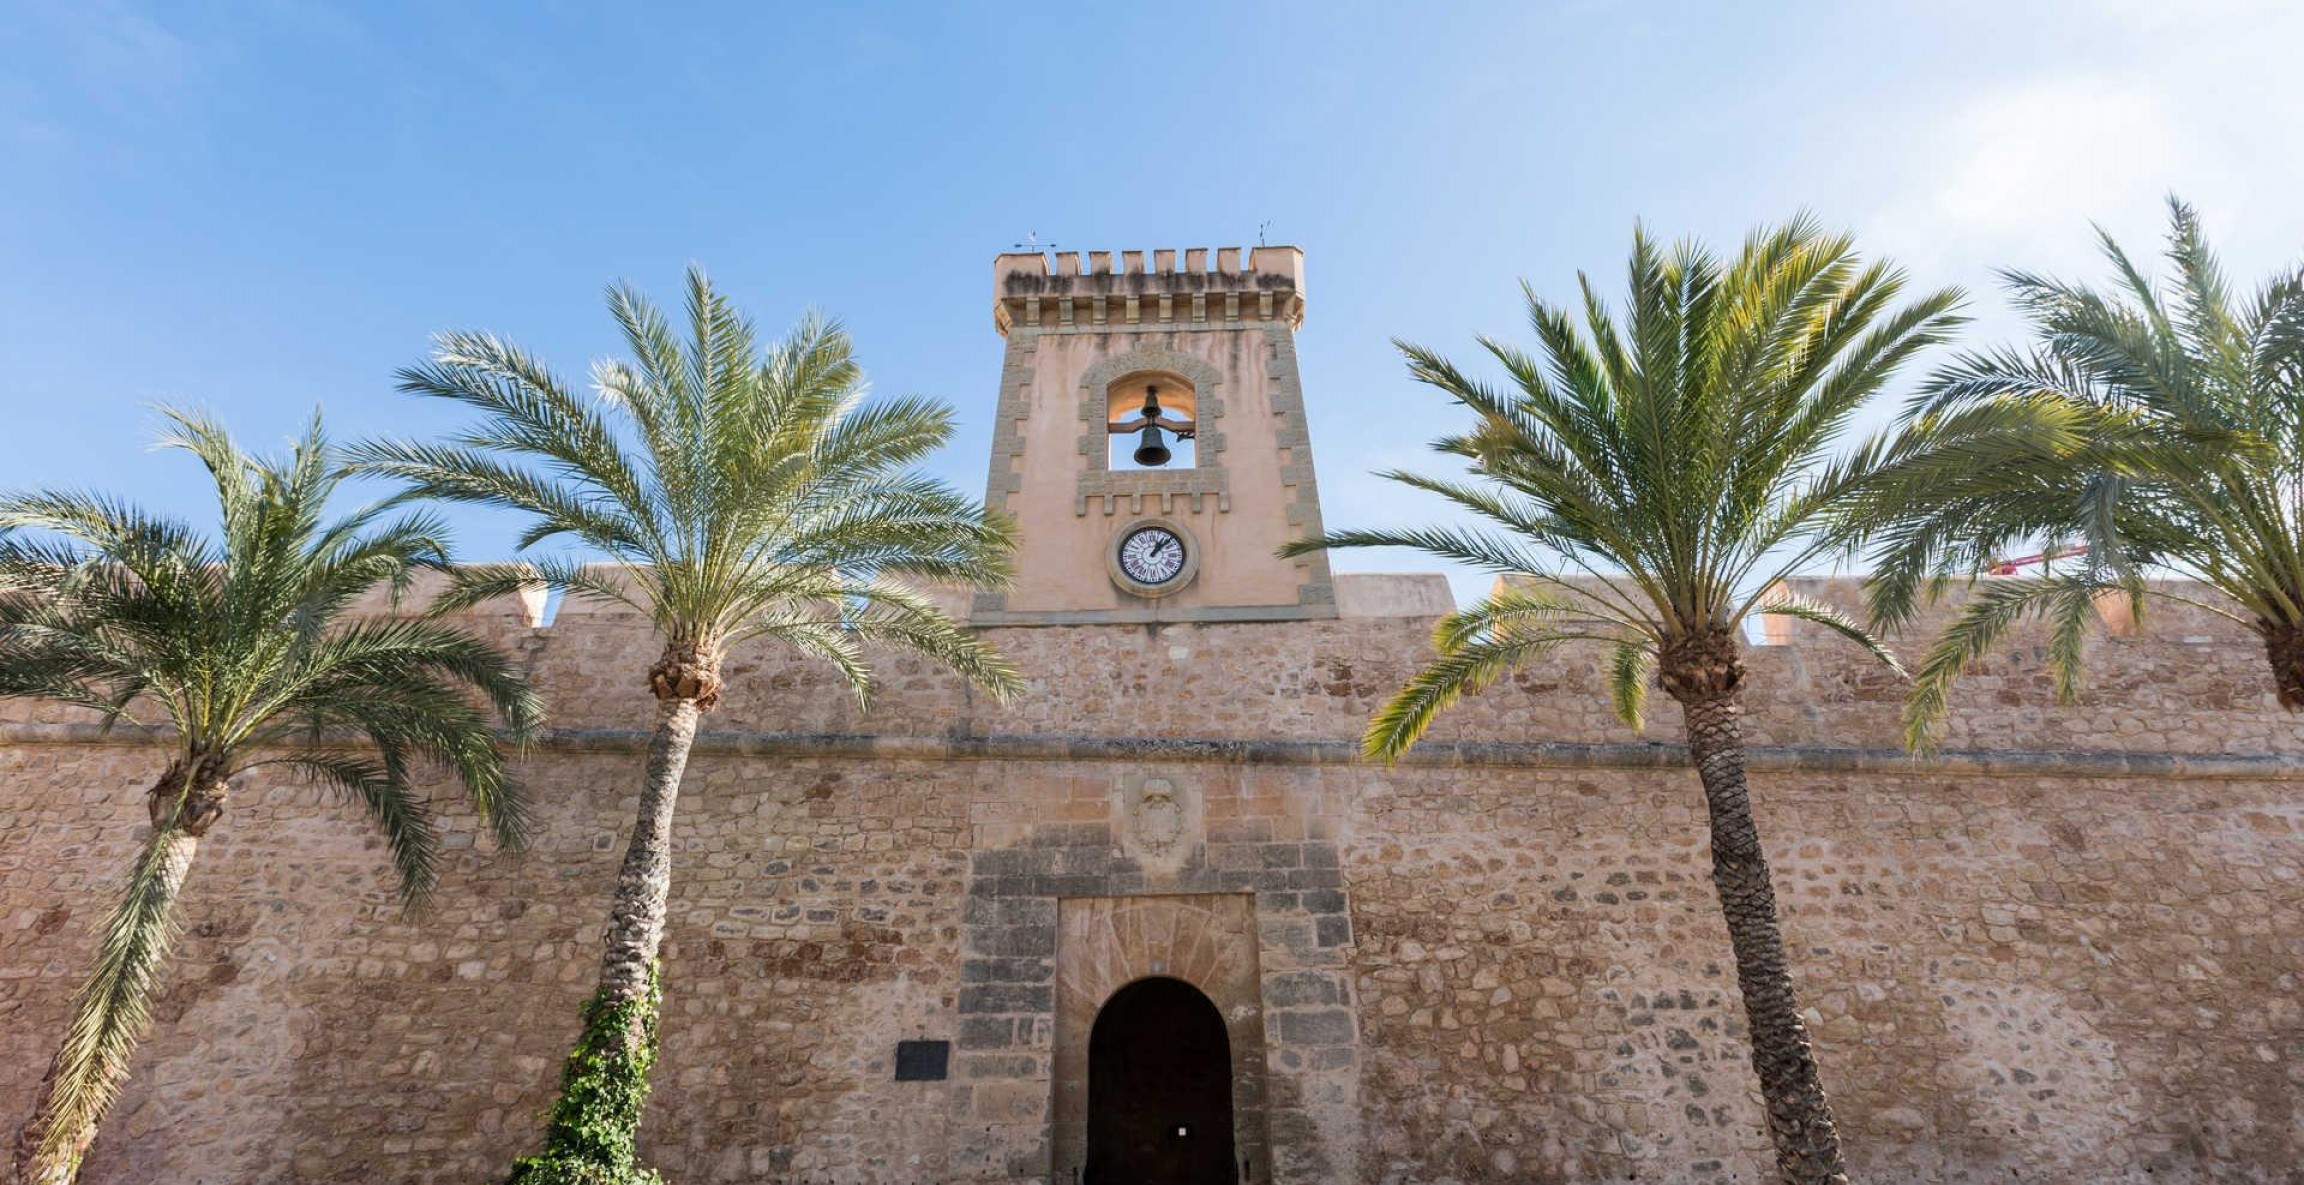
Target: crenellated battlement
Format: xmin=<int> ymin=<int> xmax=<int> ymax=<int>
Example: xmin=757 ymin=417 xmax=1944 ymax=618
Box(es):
xmin=184 ymin=568 xmax=2299 ymax=763
xmin=992 ymin=245 xmax=1305 ymax=334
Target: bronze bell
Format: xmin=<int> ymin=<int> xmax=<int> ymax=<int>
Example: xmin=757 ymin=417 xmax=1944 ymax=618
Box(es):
xmin=1115 ymin=382 xmax=1185 ymax=467
xmin=1132 ymin=424 xmax=1172 ymax=467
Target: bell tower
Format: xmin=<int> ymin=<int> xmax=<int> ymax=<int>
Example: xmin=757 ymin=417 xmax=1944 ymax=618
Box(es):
xmin=971 ymin=245 xmax=1337 ymax=625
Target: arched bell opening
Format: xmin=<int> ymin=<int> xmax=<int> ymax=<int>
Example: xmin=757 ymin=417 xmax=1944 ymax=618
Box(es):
xmin=1106 ymin=371 xmax=1199 ymax=470
xmin=1085 ymin=975 xmax=1238 ymax=1184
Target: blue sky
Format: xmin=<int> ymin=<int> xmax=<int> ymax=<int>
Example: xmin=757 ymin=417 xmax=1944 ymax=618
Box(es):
xmin=5 ymin=1 xmax=2300 ymax=597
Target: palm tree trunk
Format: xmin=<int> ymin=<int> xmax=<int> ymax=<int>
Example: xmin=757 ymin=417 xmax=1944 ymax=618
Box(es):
xmin=595 ymin=696 xmax=700 ymax=1007
xmin=13 ymin=765 xmax=223 ymax=1185
xmin=509 ymin=694 xmax=700 ymax=1183
xmin=1680 ymin=689 xmax=1851 ymax=1185
xmin=2261 ymin=620 xmax=2304 ymax=710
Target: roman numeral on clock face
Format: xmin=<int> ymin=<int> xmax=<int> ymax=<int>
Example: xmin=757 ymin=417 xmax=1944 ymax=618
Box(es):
xmin=1118 ymin=526 xmax=1187 ymax=585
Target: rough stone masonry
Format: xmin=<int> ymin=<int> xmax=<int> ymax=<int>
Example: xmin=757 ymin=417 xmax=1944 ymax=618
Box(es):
xmin=0 ymin=574 xmax=2298 ymax=1184
xmin=2 ymin=241 xmax=2300 ymax=1184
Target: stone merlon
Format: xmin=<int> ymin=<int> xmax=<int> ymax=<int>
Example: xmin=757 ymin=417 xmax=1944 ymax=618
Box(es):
xmin=994 ymin=246 xmax=1305 ymax=333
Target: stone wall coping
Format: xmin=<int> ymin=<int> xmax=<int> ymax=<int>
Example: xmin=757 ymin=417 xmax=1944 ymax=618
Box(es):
xmin=1332 ymin=572 xmax=1454 ymax=618
xmin=8 ymin=721 xmax=2297 ymax=781
xmin=327 ymin=564 xmax=2230 ymax=642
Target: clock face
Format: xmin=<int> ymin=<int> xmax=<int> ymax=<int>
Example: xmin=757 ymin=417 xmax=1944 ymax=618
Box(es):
xmin=1116 ymin=525 xmax=1188 ymax=586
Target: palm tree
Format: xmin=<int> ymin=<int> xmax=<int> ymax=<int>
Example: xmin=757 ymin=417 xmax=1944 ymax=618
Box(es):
xmin=1 ymin=411 xmax=540 ymax=1185
xmin=1869 ymin=197 xmax=2304 ymax=746
xmin=1284 ymin=219 xmax=1969 ymax=1184
xmin=349 ymin=267 xmax=1021 ymax=1184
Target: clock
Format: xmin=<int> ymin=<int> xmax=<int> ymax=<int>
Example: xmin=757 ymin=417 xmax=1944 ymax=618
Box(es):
xmin=1109 ymin=520 xmax=1198 ymax=597
xmin=1118 ymin=525 xmax=1186 ymax=584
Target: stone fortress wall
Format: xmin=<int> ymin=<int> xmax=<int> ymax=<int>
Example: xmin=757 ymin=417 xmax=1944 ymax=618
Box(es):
xmin=0 ymin=573 xmax=2298 ymax=1184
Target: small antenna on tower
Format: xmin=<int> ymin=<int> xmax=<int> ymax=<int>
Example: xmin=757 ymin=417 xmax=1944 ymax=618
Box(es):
xmin=1257 ymin=220 xmax=1272 ymax=246
xmin=1013 ymin=231 xmax=1061 ymax=252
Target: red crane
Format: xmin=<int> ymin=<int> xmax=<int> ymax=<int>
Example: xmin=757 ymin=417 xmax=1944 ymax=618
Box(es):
xmin=1987 ymin=545 xmax=2090 ymax=575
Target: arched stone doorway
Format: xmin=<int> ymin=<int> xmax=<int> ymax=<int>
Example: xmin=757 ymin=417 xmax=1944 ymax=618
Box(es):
xmin=1086 ymin=977 xmax=1237 ymax=1184
xmin=1051 ymin=894 xmax=1271 ymax=1183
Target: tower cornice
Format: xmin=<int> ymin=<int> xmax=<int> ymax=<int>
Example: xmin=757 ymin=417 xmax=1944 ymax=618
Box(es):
xmin=993 ymin=246 xmax=1305 ymax=335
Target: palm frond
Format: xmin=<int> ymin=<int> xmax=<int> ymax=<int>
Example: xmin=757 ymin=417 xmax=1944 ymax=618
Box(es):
xmin=29 ymin=827 xmax=191 ymax=1170
xmin=359 ymin=273 xmax=1018 ymax=716
xmin=1291 ymin=215 xmax=1959 ymax=755
xmin=1363 ymin=629 xmax=1565 ymax=762
xmin=1902 ymin=576 xmax=2104 ymax=751
xmin=1880 ymin=198 xmax=2304 ymax=720
xmin=3 ymin=408 xmax=537 ymax=858
xmin=263 ymin=753 xmax=442 ymax=901
xmin=1607 ymin=639 xmax=1655 ymax=731
xmin=833 ymin=576 xmax=1025 ymax=702
xmin=1754 ymin=592 xmax=1906 ymax=677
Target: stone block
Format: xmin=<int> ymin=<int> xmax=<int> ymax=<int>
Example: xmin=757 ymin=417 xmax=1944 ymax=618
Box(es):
xmin=1274 ymin=1008 xmax=1356 ymax=1046
xmin=966 ymin=925 xmax=1056 ymax=959
xmin=1262 ymin=970 xmax=1345 ymax=1009
xmin=958 ymin=1016 xmax=1021 ymax=1049
xmin=959 ymin=984 xmax=1055 ymax=1015
xmin=962 ymin=956 xmax=1055 ymax=985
